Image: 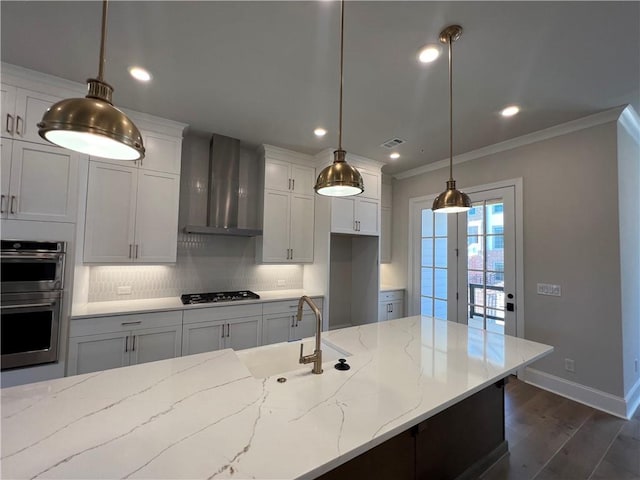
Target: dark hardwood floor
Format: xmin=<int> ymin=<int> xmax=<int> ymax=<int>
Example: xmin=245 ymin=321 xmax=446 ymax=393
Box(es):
xmin=480 ymin=377 xmax=640 ymax=480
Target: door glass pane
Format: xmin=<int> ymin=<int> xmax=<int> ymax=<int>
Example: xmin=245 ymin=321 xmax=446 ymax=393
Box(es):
xmin=422 ymin=210 xmax=433 ymax=236
xmin=434 ymin=238 xmax=447 ymax=268
xmin=421 ymin=297 xmax=433 ymax=317
xmin=468 ymin=236 xmax=484 ymax=270
xmin=468 ymin=205 xmax=484 ymax=234
xmin=434 ymin=268 xmax=447 ymax=299
xmin=434 ymin=299 xmax=447 ymax=320
xmin=421 ymin=239 xmax=433 ymax=267
xmin=421 ymin=268 xmax=433 ymax=296
xmin=435 ymin=213 xmax=447 ymax=236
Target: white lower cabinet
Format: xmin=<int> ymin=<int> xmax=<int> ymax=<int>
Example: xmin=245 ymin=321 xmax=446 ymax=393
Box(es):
xmin=67 ymin=311 xmax=183 ymax=375
xmin=261 ymin=298 xmax=323 ymax=345
xmin=378 ymin=290 xmax=405 ymax=322
xmin=182 ymin=304 xmax=262 ymax=356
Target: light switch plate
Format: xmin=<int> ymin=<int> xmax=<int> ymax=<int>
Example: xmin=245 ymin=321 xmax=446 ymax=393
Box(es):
xmin=537 ymin=283 xmax=561 ymax=296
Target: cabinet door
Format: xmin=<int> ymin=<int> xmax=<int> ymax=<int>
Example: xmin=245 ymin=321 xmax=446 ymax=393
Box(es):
xmin=9 ymin=142 xmax=79 ymax=222
xmin=359 ymin=169 xmax=380 ymax=200
xmin=1 ymin=139 xmax=12 ymax=218
xmin=290 ymin=164 xmax=315 ymax=195
xmin=134 ymin=170 xmax=180 ymax=263
xmin=331 ymin=197 xmax=356 ymax=234
xmin=182 ymin=321 xmax=225 ymax=356
xmin=67 ymin=331 xmax=130 ymax=376
xmin=264 ymin=159 xmax=291 ymax=192
xmin=14 ymin=88 xmax=63 ymax=144
xmin=84 ymin=162 xmax=137 ymax=263
xmin=262 ymin=313 xmax=294 ymax=345
xmin=388 ymin=300 xmax=404 ymax=320
xmin=380 ymin=206 xmax=392 ymax=263
xmin=1 ymin=84 xmax=17 ymax=139
xmin=290 ymin=194 xmax=314 ymax=263
xmin=130 ymin=325 xmax=182 ymax=365
xmin=226 ymin=316 xmax=261 ymax=351
xmin=378 ymin=302 xmax=389 ymax=322
xmin=294 ymin=312 xmax=318 ymax=340
xmin=261 ymin=189 xmax=290 ymax=262
xmin=357 ymin=199 xmax=379 ymax=235
xmin=140 ymin=131 xmax=182 ymax=174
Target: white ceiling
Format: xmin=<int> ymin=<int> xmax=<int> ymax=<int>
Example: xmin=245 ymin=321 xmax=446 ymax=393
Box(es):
xmin=2 ymin=1 xmax=639 ymax=175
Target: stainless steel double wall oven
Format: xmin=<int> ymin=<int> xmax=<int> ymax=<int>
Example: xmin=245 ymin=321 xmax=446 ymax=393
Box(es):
xmin=1 ymin=240 xmax=66 ymax=370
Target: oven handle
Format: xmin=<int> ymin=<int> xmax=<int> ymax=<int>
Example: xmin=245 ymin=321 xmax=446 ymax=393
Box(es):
xmin=0 ymin=254 xmax=64 ymax=261
xmin=1 ymin=302 xmax=54 ymax=310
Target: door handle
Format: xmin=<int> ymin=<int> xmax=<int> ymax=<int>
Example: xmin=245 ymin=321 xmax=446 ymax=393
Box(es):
xmin=10 ymin=195 xmax=16 ymax=214
xmin=6 ymin=113 xmax=14 ymax=134
xmin=121 ymin=321 xmax=142 ymax=326
xmin=506 ymin=303 xmax=515 ymax=312
xmin=15 ymin=115 xmax=23 ymax=136
xmin=0 ymin=194 xmax=5 ymax=214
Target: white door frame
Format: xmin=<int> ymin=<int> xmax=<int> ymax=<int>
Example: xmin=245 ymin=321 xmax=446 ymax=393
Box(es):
xmin=407 ymin=177 xmax=524 ymax=338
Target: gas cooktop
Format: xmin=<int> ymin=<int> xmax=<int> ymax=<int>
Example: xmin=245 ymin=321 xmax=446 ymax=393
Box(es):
xmin=180 ymin=290 xmax=260 ymax=305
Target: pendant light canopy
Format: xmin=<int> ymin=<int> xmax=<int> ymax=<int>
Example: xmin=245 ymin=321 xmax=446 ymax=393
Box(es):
xmin=314 ymin=0 xmax=363 ymax=197
xmin=38 ymin=1 xmax=144 ymax=161
xmin=432 ymin=25 xmax=471 ymax=214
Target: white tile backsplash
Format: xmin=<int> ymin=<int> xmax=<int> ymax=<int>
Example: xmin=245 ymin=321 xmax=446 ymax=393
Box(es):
xmin=88 ymin=233 xmax=303 ymax=302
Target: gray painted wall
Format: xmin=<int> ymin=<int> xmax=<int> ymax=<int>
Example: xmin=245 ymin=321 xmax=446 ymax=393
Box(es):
xmin=388 ymin=119 xmax=636 ymax=398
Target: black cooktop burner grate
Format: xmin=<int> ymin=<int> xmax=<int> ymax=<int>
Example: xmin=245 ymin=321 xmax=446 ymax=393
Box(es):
xmin=180 ymin=290 xmax=260 ymax=305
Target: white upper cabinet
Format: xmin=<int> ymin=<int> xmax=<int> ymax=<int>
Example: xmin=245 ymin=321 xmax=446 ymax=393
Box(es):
xmin=1 ymin=84 xmax=63 ymax=145
xmin=258 ymin=145 xmax=315 ymax=263
xmin=358 ymin=168 xmax=380 ymax=201
xmin=331 ymin=197 xmax=379 ymax=236
xmin=1 ymin=139 xmax=79 ymax=222
xmin=84 ymin=161 xmax=180 ymax=263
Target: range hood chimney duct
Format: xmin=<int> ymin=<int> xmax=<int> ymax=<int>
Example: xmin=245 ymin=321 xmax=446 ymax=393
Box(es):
xmin=184 ymin=134 xmax=262 ymax=236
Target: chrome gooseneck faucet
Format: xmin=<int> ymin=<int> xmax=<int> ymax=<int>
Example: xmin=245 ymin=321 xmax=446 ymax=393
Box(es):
xmin=297 ymin=295 xmax=323 ymax=374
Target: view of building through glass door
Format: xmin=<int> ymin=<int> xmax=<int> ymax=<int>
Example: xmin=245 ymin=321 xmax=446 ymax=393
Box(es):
xmin=413 ymin=184 xmax=517 ymax=336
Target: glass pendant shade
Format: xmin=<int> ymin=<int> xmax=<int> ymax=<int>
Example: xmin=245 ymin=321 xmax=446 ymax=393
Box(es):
xmin=432 ymin=179 xmax=472 ymax=213
xmin=315 ymin=150 xmax=364 ymax=197
xmin=37 ymin=1 xmax=144 ymax=161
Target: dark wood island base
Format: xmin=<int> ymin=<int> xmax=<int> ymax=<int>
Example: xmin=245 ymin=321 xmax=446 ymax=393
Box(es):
xmin=318 ymin=379 xmax=507 ymax=480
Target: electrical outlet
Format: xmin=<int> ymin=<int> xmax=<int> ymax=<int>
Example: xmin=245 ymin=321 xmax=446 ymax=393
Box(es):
xmin=277 ymin=279 xmax=286 ymax=287
xmin=117 ymin=285 xmax=132 ymax=295
xmin=537 ymin=283 xmax=561 ymax=296
xmin=564 ymin=358 xmax=575 ymax=373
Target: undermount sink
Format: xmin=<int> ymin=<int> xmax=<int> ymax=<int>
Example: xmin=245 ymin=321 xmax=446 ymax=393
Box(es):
xmin=236 ymin=338 xmax=351 ymax=379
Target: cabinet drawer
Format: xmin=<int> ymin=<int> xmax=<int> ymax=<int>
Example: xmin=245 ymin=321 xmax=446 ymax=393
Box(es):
xmin=70 ymin=311 xmax=183 ymax=337
xmin=379 ymin=290 xmax=404 ymax=302
xmin=262 ymin=297 xmax=323 ymax=315
xmin=183 ymin=304 xmax=262 ymax=324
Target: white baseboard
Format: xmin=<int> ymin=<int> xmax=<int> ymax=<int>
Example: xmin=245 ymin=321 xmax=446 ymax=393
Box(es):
xmin=523 ymin=367 xmax=633 ymax=419
xmin=625 ymin=377 xmax=640 ymax=419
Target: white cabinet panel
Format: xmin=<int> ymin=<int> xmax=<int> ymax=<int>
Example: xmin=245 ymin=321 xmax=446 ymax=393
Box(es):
xmin=290 ymin=164 xmax=315 ymax=194
xmin=381 ymin=206 xmax=392 ymax=263
xmin=331 ymin=197 xmax=379 ymax=236
xmin=1 ymin=84 xmax=62 ymax=145
xmin=226 ymin=316 xmax=261 ymax=351
xmin=182 ymin=321 xmax=225 ymax=356
xmin=379 ymin=290 xmax=405 ymax=321
xmin=331 ymin=197 xmax=356 ymax=233
xmin=140 ymin=131 xmax=182 ymax=174
xmin=68 ymin=331 xmax=129 ymax=376
xmin=134 ymin=171 xmax=180 ymax=262
xmin=131 ymin=325 xmax=182 ymax=364
xmin=84 ymin=162 xmax=137 ymax=263
xmin=359 ymin=169 xmax=380 ymax=200
xmin=290 ymin=194 xmax=314 ymax=262
xmin=264 ymin=159 xmax=291 ymax=192
xmin=261 ymin=190 xmax=291 ymax=262
xmin=296 ymin=313 xmax=318 ymax=340
xmin=1 ymin=139 xmax=13 ymax=217
xmin=357 ymin=199 xmax=379 ymax=235
xmin=7 ymin=142 xmax=78 ymax=222
xmin=262 ymin=314 xmax=292 ymax=345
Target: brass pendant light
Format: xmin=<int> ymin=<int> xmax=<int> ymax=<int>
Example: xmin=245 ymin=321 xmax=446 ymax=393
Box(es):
xmin=38 ymin=0 xmax=144 ymax=161
xmin=432 ymin=25 xmax=471 ymax=213
xmin=314 ymin=0 xmax=364 ymax=197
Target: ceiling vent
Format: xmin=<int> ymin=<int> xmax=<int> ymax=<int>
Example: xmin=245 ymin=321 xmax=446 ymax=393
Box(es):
xmin=380 ymin=137 xmax=406 ymax=149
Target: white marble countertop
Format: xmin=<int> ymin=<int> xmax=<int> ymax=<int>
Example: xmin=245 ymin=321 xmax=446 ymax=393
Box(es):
xmin=71 ymin=290 xmax=323 ymax=319
xmin=1 ymin=316 xmax=552 ymax=479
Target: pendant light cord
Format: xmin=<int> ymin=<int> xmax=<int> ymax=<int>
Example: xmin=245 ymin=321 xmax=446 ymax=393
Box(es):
xmin=338 ymin=0 xmax=345 ymax=151
xmin=448 ymin=31 xmax=454 ymax=182
xmin=97 ymin=0 xmax=108 ymax=81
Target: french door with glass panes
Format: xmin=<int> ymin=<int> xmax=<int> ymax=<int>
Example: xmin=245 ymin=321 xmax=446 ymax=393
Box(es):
xmin=413 ymin=184 xmax=517 ymax=336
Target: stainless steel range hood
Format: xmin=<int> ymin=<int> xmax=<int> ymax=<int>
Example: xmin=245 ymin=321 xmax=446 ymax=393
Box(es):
xmin=183 ymin=133 xmax=262 ymax=237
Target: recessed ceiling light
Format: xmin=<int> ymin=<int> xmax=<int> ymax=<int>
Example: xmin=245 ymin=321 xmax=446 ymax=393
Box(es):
xmin=501 ymin=105 xmax=520 ymax=117
xmin=418 ymin=45 xmax=441 ymax=63
xmin=128 ymin=66 xmax=152 ymax=82
xmin=314 ymin=128 xmax=327 ymax=137
xmin=390 ymin=152 xmax=400 ymax=159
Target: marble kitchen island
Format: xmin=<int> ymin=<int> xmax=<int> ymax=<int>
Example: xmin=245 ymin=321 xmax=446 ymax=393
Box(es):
xmin=1 ymin=316 xmax=552 ymax=479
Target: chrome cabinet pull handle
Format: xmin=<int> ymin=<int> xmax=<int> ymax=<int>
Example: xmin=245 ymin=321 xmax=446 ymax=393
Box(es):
xmin=121 ymin=321 xmax=142 ymax=326
xmin=291 ymin=315 xmax=295 ymax=328
xmin=292 ymin=179 xmax=295 ymax=190
xmin=1 ymin=194 xmax=5 ymax=214
xmin=226 ymin=324 xmax=230 ymax=338
xmin=125 ymin=336 xmax=129 ymax=352
xmin=132 ymin=335 xmax=136 ymax=351
xmin=9 ymin=196 xmax=16 ymax=214
xmin=135 ymin=244 xmax=139 ymax=259
xmin=6 ymin=114 xmax=14 ymax=134
xmin=290 ymin=248 xmax=293 ymax=260
xmin=15 ymin=116 xmax=23 ymax=136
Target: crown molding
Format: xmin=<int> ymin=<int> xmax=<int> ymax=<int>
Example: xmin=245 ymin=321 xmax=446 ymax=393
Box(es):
xmin=394 ymin=106 xmax=628 ymax=180
xmin=618 ymin=105 xmax=640 ymax=144
xmin=313 ymin=147 xmax=385 ymax=171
